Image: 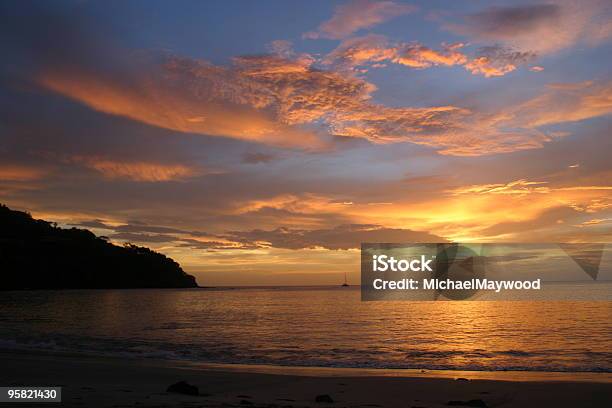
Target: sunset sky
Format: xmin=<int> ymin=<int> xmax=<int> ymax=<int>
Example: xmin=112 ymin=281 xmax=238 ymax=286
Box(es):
xmin=1 ymin=0 xmax=611 ymax=285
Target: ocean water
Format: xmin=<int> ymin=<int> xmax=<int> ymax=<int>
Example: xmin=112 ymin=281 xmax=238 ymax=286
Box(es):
xmin=0 ymin=286 xmax=611 ymax=372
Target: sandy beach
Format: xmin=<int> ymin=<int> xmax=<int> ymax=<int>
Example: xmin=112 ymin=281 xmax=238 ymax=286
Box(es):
xmin=1 ymin=351 xmax=610 ymax=408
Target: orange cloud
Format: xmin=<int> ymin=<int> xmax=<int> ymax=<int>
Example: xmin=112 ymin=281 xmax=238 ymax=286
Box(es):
xmin=325 ymin=36 xmax=532 ymax=77
xmin=394 ymin=42 xmax=468 ymax=68
xmin=38 ymin=47 xmax=612 ymax=157
xmin=39 ymin=60 xmax=325 ymax=149
xmin=580 ymin=199 xmax=612 ymax=212
xmin=450 ymin=179 xmax=551 ymax=195
xmin=503 ymin=81 xmax=612 ymax=128
xmin=435 ymin=79 xmax=612 ymax=155
xmin=314 ymin=171 xmax=607 ymax=243
xmin=53 ymin=48 xmax=501 ymax=151
xmin=436 ymin=177 xmax=611 ymax=239
xmin=323 ymin=34 xmax=398 ymax=68
xmin=451 ymin=179 xmax=612 ymax=196
xmin=237 ymin=194 xmax=344 ymax=214
xmin=0 ymin=165 xmax=46 ymax=181
xmin=70 ymin=156 xmax=201 ymax=182
xmin=577 ymin=218 xmax=611 ymax=227
xmin=464 ymin=56 xmax=517 ymax=77
xmin=304 ymin=0 xmax=416 ymax=39
xmin=230 ymin=54 xmax=376 ymax=126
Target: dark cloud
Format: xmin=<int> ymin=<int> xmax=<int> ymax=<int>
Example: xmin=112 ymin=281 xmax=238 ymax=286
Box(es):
xmin=446 ymin=1 xmax=611 ymax=55
xmin=226 ymin=224 xmax=446 ymax=250
xmin=242 ymin=152 xmax=277 ymax=164
xmin=73 ymin=220 xmax=208 ymax=237
xmin=113 ymin=224 xmax=188 ymax=235
xmin=462 ymin=4 xmax=561 ymax=39
xmin=476 ymin=46 xmax=535 ymax=63
xmin=91 ymin=220 xmax=442 ymax=252
xmin=74 ymin=219 xmax=111 ymax=229
xmin=236 ymin=205 xmax=351 ymax=228
xmin=111 ymin=232 xmax=179 ymax=243
xmin=176 ymin=238 xmax=257 ymax=251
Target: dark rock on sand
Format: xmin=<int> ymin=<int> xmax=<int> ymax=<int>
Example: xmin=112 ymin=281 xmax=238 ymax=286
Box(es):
xmin=166 ymin=381 xmax=199 ymax=396
xmin=455 ymin=377 xmax=470 ymax=382
xmin=315 ymin=394 xmax=334 ymax=403
xmin=447 ymin=399 xmax=488 ymax=407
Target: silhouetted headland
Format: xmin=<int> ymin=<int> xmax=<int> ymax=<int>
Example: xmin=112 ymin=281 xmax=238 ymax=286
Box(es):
xmin=0 ymin=204 xmax=197 ymax=289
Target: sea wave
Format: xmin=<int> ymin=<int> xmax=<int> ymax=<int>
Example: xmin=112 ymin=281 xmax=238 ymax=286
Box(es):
xmin=1 ymin=334 xmax=610 ymax=373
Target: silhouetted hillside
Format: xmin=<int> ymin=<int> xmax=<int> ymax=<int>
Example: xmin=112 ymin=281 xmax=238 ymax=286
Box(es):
xmin=0 ymin=204 xmax=198 ymax=289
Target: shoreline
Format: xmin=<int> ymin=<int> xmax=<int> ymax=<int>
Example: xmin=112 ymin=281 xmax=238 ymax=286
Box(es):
xmin=1 ymin=350 xmax=611 ymax=407
xmin=3 ymin=348 xmax=612 ymax=383
xmin=180 ymin=361 xmax=612 ymax=383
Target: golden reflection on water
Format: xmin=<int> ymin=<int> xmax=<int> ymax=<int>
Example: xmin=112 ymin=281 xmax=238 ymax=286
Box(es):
xmin=0 ymin=288 xmax=610 ymax=371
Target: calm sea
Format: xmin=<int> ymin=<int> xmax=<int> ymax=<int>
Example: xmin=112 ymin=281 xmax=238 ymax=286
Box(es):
xmin=0 ymin=286 xmax=611 ymax=372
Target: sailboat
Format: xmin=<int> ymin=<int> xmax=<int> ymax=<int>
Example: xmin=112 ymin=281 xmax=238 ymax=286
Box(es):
xmin=341 ymin=272 xmax=349 ymax=287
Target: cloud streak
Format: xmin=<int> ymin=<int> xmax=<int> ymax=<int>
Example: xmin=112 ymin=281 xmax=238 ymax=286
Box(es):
xmin=70 ymin=156 xmax=201 ymax=182
xmin=226 ymin=224 xmax=445 ymax=250
xmin=503 ymin=81 xmax=612 ymax=128
xmin=304 ymin=0 xmax=416 ymax=39
xmin=0 ymin=165 xmax=46 ymax=182
xmin=73 ymin=217 xmax=446 ymax=251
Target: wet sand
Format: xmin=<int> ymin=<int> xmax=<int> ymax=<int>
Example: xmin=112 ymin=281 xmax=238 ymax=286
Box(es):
xmin=1 ymin=350 xmax=611 ymax=407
